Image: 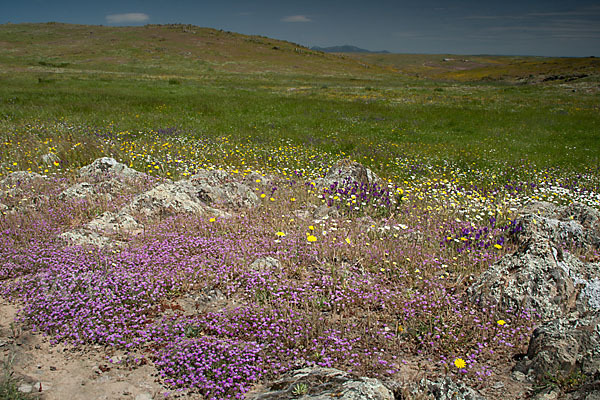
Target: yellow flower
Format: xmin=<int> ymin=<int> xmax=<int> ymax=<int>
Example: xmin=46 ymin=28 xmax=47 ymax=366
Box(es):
xmin=260 ymin=194 xmax=266 ymax=198
xmin=275 ymin=231 xmax=286 ymax=237
xmin=345 ymin=237 xmax=351 ymax=245
xmin=209 ymin=217 xmax=216 ymax=222
xmin=290 ymin=197 xmax=296 ymax=202
xmin=494 ymin=244 xmax=502 ymax=250
xmin=270 ymin=197 xmax=275 ymax=201
xmin=454 ymin=358 xmax=466 ymax=369
xmin=307 ymin=235 xmax=317 ymax=242
xmin=53 ymin=161 xmax=60 ymax=167
xmin=309 ymin=225 xmax=314 ymax=231
xmin=497 ymin=320 xmax=506 ymax=326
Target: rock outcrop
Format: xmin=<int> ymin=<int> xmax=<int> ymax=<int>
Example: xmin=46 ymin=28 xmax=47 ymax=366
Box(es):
xmin=78 ymin=157 xmax=145 ymax=182
xmin=468 ymin=202 xmax=600 ymax=320
xmin=59 ymin=159 xmax=269 ymax=248
xmin=247 ymin=367 xmax=394 ymax=400
xmin=469 ymin=201 xmax=600 ymax=394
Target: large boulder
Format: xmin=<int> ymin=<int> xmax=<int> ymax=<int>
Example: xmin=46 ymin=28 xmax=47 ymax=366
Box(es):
xmin=468 ymin=203 xmax=600 ymax=320
xmin=247 ymin=367 xmax=394 ymax=400
xmin=123 ymin=182 xmax=228 ymax=219
xmin=467 ymin=239 xmax=599 ymax=320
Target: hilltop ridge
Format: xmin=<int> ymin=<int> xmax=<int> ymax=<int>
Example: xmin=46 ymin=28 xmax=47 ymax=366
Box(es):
xmin=0 ymin=22 xmax=387 ymax=78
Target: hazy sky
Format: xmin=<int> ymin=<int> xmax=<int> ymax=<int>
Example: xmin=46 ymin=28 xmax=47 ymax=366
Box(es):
xmin=2 ymin=0 xmax=600 ymax=56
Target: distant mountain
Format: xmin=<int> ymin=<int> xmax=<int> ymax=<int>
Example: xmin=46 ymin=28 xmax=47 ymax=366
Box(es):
xmin=311 ymin=45 xmax=390 ymax=54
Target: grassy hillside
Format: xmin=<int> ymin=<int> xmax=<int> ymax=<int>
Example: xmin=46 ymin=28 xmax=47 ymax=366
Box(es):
xmin=0 ymin=23 xmax=599 ymax=175
xmin=0 ymin=22 xmax=383 ymax=77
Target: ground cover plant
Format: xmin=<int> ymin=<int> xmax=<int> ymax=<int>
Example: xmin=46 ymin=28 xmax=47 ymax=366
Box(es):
xmin=0 ymin=23 xmax=599 ymax=399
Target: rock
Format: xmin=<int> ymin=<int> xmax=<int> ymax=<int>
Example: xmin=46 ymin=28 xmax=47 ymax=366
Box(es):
xmin=514 ymin=203 xmax=600 ymax=250
xmin=1 ymin=171 xmax=45 ymax=187
xmin=511 ymin=371 xmax=528 ymax=382
xmin=41 ymin=153 xmax=60 ymax=166
xmin=468 ymin=239 xmax=594 ymax=320
xmin=247 ymin=367 xmax=394 ymax=400
xmin=317 ymin=159 xmax=382 ymax=190
xmin=414 ymin=377 xmax=487 ymax=400
xmin=58 ymin=182 xmax=97 ymax=201
xmin=468 ymin=203 xmax=600 ymax=320
xmin=559 ymin=203 xmax=600 ymax=248
xmin=190 ymin=169 xmax=231 ymax=186
xmin=58 ymin=179 xmax=127 ymax=202
xmin=123 ymin=182 xmax=228 ymax=219
xmin=520 ymin=201 xmax=559 ymax=217
xmin=249 ymin=257 xmax=281 ymax=273
xmin=86 ymin=211 xmax=143 ymax=235
xmin=135 ymin=394 xmax=153 ymax=400
xmin=195 ymin=182 xmax=259 ymax=209
xmin=1 ymin=171 xmax=46 ymax=200
xmin=59 ymin=229 xmax=117 ymax=248
xmin=515 ymin=313 xmax=600 ymax=382
xmin=18 ymin=383 xmax=33 ymax=393
xmin=79 ymin=157 xmax=144 ymax=182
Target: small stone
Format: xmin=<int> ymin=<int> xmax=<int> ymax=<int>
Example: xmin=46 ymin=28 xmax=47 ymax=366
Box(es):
xmin=135 ymin=393 xmax=153 ymax=400
xmin=49 ymin=366 xmax=57 ymax=371
xmin=492 ymin=381 xmax=504 ymax=389
xmin=18 ymin=383 xmax=33 ymax=393
xmin=512 ymin=371 xmax=527 ymax=382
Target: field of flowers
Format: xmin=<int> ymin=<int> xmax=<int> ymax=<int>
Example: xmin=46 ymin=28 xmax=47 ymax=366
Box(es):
xmin=1 ymin=121 xmax=599 ymax=399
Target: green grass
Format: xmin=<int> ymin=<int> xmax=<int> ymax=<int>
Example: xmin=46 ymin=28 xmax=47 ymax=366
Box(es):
xmin=0 ymin=22 xmax=599 ymax=177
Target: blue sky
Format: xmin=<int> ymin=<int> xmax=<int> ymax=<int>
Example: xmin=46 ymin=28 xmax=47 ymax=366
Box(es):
xmin=2 ymin=0 xmax=599 ymax=56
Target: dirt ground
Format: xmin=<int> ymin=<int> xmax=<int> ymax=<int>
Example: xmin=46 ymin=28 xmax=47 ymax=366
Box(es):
xmin=0 ymin=300 xmax=178 ymax=400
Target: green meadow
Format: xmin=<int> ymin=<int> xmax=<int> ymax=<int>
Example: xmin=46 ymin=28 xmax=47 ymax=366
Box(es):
xmin=1 ymin=23 xmax=599 ymax=179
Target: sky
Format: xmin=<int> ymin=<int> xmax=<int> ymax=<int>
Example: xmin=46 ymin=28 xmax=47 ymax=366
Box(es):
xmin=2 ymin=0 xmax=600 ymax=57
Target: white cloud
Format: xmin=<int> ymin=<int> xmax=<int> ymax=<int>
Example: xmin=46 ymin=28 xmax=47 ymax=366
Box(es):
xmin=281 ymin=15 xmax=311 ymax=23
xmin=106 ymin=13 xmax=150 ymax=24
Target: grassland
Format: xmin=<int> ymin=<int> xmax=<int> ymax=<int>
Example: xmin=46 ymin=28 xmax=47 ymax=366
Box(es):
xmin=0 ymin=22 xmax=599 ymax=399
xmin=1 ymin=22 xmax=599 ymax=176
